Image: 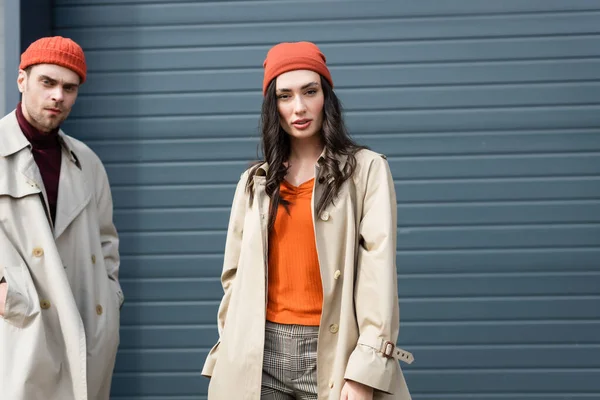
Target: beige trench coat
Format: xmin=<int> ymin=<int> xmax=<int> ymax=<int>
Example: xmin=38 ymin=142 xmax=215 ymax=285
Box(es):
xmin=202 ymin=149 xmax=413 ymax=399
xmin=0 ymin=111 xmax=124 ymax=400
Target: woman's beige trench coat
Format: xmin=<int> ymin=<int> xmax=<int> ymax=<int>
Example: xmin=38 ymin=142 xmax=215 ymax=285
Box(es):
xmin=202 ymin=149 xmax=413 ymax=400
xmin=0 ymin=111 xmax=124 ymax=400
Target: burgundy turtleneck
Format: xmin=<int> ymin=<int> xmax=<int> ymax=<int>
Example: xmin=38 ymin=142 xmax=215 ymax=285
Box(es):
xmin=16 ymin=102 xmax=62 ymax=224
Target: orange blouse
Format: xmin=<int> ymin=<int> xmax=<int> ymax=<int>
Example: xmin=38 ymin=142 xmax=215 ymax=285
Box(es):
xmin=266 ymin=178 xmax=323 ymax=326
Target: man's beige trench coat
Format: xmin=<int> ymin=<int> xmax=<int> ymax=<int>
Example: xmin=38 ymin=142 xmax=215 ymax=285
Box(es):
xmin=0 ymin=111 xmax=124 ymax=400
xmin=202 ymin=149 xmax=413 ymax=400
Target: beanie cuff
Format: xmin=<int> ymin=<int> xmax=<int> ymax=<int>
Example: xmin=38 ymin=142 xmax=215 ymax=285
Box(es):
xmin=263 ymin=56 xmax=333 ymax=95
xmin=19 ymin=37 xmax=87 ymax=83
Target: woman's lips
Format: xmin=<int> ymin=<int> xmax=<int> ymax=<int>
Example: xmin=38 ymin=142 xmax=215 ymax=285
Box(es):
xmin=292 ymin=119 xmax=312 ymax=130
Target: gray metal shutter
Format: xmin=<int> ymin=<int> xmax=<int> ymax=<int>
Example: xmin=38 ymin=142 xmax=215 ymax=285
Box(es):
xmin=53 ymin=1 xmax=600 ymax=398
xmin=0 ymin=0 xmax=5 ymax=115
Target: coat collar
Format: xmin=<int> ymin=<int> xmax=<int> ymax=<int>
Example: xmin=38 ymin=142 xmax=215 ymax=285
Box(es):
xmin=57 ymin=131 xmax=83 ymax=169
xmin=0 ymin=111 xmax=30 ymax=157
xmin=0 ymin=110 xmax=82 ymax=168
xmin=255 ymin=148 xmax=348 ymax=177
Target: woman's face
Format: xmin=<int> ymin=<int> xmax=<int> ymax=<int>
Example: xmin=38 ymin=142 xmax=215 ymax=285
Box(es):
xmin=275 ymin=70 xmax=325 ymax=140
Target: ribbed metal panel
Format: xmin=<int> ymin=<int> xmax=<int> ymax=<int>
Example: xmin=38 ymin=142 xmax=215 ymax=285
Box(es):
xmin=52 ymin=1 xmax=600 ymax=398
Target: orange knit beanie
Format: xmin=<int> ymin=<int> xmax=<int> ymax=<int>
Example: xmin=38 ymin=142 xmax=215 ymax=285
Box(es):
xmin=20 ymin=36 xmax=87 ymax=83
xmin=262 ymin=41 xmax=333 ymax=96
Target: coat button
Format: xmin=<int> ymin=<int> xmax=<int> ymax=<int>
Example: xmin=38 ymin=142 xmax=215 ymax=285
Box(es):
xmin=329 ymin=323 xmax=339 ymax=334
xmin=334 ymin=270 xmax=341 ymax=280
xmin=96 ymin=305 xmax=103 ymax=315
xmin=91 ymin=254 xmax=96 ymax=264
xmin=329 ymin=380 xmax=334 ymax=389
xmin=32 ymin=247 xmax=44 ymax=257
xmin=320 ymin=211 xmax=330 ymax=221
xmin=40 ymin=300 xmax=51 ymax=309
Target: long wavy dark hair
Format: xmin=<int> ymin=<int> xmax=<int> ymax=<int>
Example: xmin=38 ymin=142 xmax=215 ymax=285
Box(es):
xmin=247 ymin=75 xmax=366 ymax=229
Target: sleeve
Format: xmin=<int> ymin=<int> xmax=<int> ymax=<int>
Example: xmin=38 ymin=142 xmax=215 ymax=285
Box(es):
xmin=95 ymin=159 xmax=124 ymax=309
xmin=201 ymin=172 xmax=249 ymax=377
xmin=343 ymin=155 xmax=410 ymax=393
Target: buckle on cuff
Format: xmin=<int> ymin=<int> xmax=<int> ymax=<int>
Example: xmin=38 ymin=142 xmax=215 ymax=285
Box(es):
xmin=381 ymin=340 xmax=395 ymax=358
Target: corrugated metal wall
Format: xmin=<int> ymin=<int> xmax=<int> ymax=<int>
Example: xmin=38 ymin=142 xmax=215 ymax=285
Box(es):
xmin=0 ymin=0 xmax=5 ymax=115
xmin=52 ymin=1 xmax=600 ymax=399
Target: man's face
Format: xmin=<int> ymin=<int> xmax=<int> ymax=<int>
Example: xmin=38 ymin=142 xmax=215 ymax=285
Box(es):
xmin=17 ymin=64 xmax=80 ymax=133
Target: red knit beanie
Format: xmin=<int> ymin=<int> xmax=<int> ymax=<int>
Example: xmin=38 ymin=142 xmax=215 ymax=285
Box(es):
xmin=262 ymin=41 xmax=333 ymax=96
xmin=20 ymin=36 xmax=87 ymax=83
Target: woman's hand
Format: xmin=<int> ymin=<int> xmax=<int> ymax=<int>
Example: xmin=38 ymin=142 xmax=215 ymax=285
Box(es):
xmin=340 ymin=380 xmax=374 ymax=400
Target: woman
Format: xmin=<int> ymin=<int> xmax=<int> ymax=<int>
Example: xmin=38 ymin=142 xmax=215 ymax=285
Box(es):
xmin=202 ymin=41 xmax=413 ymax=400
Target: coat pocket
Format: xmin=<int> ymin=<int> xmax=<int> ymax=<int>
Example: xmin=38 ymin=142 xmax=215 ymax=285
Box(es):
xmin=0 ymin=230 xmax=39 ymax=328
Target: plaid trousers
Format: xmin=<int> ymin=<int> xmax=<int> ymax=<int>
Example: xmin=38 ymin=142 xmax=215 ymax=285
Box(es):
xmin=261 ymin=321 xmax=319 ymax=400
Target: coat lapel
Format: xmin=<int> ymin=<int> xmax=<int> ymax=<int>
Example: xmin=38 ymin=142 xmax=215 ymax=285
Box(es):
xmin=21 ymin=155 xmax=54 ymax=224
xmin=20 ymin=157 xmax=45 ymax=192
xmin=53 ymin=135 xmax=92 ymax=240
xmin=254 ymin=163 xmax=271 ymax=230
xmin=253 ymin=168 xmax=271 ymax=305
xmin=312 ymin=149 xmax=347 ymax=216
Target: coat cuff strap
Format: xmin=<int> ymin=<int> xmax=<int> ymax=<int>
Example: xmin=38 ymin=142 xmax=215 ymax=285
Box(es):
xmin=357 ymin=338 xmax=414 ymax=364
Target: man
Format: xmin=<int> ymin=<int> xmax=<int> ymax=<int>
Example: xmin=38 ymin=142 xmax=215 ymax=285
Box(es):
xmin=0 ymin=36 xmax=124 ymax=400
